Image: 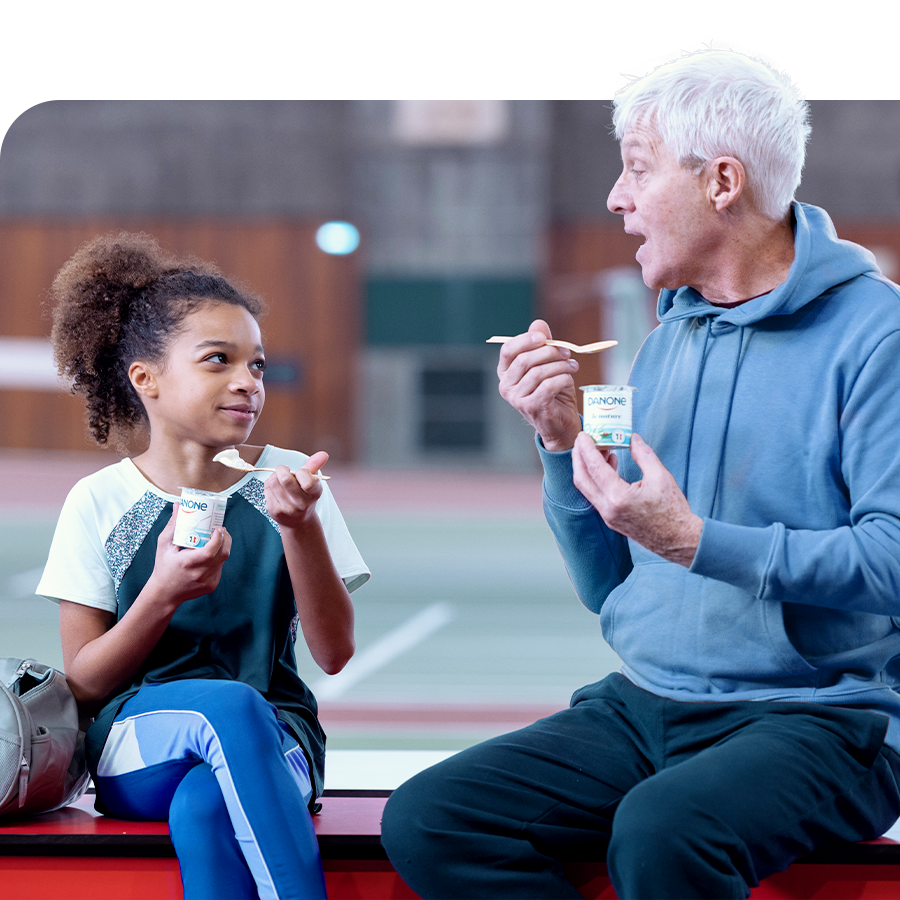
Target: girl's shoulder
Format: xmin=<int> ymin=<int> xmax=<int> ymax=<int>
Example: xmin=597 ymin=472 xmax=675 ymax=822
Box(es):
xmin=59 ymin=458 xmax=171 ymax=547
xmin=66 ymin=457 xmax=151 ymax=505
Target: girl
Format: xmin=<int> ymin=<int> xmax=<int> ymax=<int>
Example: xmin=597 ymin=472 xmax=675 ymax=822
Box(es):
xmin=37 ymin=232 xmax=370 ymax=900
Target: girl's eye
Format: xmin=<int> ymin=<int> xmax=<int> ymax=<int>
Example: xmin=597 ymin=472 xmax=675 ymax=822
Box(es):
xmin=253 ymin=359 xmax=266 ymax=372
xmin=205 ymin=353 xmax=228 ymax=364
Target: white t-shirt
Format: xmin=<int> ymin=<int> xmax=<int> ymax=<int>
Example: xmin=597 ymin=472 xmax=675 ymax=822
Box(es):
xmin=37 ymin=445 xmax=370 ymax=612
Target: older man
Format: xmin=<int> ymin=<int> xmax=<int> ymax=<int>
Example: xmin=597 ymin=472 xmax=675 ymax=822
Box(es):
xmin=382 ymin=50 xmax=900 ymax=899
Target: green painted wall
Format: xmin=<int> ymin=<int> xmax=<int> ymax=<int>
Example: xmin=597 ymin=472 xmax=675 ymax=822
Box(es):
xmin=366 ymin=277 xmax=535 ymax=345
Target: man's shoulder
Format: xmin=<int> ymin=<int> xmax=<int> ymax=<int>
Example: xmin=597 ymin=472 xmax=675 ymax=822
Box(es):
xmin=855 ymin=270 xmax=900 ymax=301
xmin=830 ymin=270 xmax=900 ymax=323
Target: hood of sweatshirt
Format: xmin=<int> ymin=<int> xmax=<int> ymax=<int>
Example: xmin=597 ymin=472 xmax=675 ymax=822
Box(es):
xmin=656 ymin=202 xmax=880 ymax=326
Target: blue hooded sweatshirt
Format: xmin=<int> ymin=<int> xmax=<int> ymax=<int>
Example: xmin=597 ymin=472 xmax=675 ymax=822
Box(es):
xmin=541 ymin=202 xmax=900 ymax=750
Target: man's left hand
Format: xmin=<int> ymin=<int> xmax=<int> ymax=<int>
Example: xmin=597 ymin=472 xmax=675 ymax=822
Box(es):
xmin=572 ymin=431 xmax=702 ymax=567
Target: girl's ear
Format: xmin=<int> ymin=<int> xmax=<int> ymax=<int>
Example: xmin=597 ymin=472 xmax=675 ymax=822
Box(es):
xmin=129 ymin=361 xmax=159 ymax=399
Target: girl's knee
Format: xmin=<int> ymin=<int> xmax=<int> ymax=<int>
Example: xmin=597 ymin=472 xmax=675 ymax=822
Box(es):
xmin=170 ymin=764 xmax=229 ymax=836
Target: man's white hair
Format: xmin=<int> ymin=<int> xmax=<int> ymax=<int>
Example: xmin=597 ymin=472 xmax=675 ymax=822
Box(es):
xmin=612 ymin=49 xmax=811 ymax=221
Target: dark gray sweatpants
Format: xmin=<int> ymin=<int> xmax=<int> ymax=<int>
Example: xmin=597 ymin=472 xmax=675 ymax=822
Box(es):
xmin=382 ymin=674 xmax=900 ymax=899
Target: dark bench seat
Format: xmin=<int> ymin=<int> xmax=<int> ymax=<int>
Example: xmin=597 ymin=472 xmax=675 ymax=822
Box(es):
xmin=3 ymin=790 xmax=900 ymax=899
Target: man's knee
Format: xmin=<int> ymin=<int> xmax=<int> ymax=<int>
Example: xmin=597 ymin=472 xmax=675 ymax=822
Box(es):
xmin=611 ymin=775 xmax=725 ymax=857
xmin=608 ymin=778 xmax=750 ymax=899
xmin=382 ymin=768 xmax=448 ymax=863
xmin=608 ymin=781 xmax=685 ymax=865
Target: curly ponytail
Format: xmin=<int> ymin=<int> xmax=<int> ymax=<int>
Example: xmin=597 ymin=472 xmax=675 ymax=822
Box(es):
xmin=49 ymin=232 xmax=265 ymax=449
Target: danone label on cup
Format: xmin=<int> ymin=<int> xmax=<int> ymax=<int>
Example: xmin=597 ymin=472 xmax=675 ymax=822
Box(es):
xmin=581 ymin=385 xmax=636 ymax=448
xmin=173 ymin=488 xmax=227 ymax=549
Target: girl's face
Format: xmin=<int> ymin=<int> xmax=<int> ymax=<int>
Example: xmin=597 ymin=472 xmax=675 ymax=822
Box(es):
xmin=136 ymin=301 xmax=266 ymax=450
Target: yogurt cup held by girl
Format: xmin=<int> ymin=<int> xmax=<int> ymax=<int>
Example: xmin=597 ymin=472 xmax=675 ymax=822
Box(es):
xmin=173 ymin=488 xmax=227 ymax=548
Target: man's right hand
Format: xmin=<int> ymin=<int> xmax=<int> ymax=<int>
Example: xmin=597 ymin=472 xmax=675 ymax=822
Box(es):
xmin=496 ymin=319 xmax=581 ymax=452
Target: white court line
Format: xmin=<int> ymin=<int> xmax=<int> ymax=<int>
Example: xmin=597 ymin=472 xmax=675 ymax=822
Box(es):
xmin=311 ymin=602 xmax=456 ymax=700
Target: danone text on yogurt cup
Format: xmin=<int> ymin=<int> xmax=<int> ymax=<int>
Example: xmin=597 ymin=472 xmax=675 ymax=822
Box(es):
xmin=581 ymin=384 xmax=636 ymax=449
xmin=173 ymin=488 xmax=228 ymax=549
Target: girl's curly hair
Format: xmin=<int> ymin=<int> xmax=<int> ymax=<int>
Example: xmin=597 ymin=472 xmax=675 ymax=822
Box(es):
xmin=49 ymin=231 xmax=266 ymax=450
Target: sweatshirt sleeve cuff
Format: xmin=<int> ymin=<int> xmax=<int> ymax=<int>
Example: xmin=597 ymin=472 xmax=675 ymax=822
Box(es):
xmin=690 ymin=517 xmax=778 ymax=597
xmin=536 ymin=434 xmax=593 ymax=511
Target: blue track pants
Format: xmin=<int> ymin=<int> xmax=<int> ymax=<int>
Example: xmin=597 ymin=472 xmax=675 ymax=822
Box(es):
xmin=94 ymin=679 xmax=325 ymax=900
xmin=382 ymin=673 xmax=900 ymax=899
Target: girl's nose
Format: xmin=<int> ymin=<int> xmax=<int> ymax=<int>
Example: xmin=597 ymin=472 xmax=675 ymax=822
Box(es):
xmin=232 ymin=367 xmax=261 ymax=393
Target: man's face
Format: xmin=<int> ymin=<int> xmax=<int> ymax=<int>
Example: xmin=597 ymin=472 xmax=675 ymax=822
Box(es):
xmin=607 ymin=125 xmax=718 ymax=293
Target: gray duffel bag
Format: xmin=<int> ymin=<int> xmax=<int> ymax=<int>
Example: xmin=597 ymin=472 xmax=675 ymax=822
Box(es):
xmin=0 ymin=658 xmax=89 ymax=817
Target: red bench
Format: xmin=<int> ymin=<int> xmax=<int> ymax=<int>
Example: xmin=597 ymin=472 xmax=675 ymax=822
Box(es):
xmin=0 ymin=789 xmax=418 ymax=900
xmin=3 ymin=790 xmax=900 ymax=899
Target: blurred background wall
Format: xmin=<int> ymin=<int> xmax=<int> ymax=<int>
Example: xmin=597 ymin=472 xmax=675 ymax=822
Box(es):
xmin=2 ymin=100 xmax=899 ymax=469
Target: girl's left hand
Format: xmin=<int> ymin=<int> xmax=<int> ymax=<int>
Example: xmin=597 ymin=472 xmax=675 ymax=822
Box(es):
xmin=264 ymin=451 xmax=329 ymax=529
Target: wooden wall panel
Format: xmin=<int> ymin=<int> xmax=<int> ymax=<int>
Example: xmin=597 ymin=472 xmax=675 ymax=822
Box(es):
xmin=0 ymin=220 xmax=361 ymax=459
xmin=542 ymin=223 xmax=653 ymax=388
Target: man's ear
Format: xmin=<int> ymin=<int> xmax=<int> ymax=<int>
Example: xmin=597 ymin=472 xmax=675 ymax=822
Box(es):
xmin=129 ymin=361 xmax=159 ymax=399
xmin=707 ymin=157 xmax=745 ymax=211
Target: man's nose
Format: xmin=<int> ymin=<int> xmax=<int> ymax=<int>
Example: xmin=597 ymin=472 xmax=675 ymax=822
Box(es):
xmin=607 ymin=173 xmax=633 ymax=215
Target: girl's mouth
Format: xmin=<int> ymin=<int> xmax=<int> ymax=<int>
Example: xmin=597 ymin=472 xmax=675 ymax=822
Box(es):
xmin=222 ymin=406 xmax=255 ymax=422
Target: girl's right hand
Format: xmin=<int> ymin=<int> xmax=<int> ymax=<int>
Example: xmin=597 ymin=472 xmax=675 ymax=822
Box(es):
xmin=60 ymin=505 xmax=231 ymax=710
xmin=149 ymin=504 xmax=232 ymax=607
